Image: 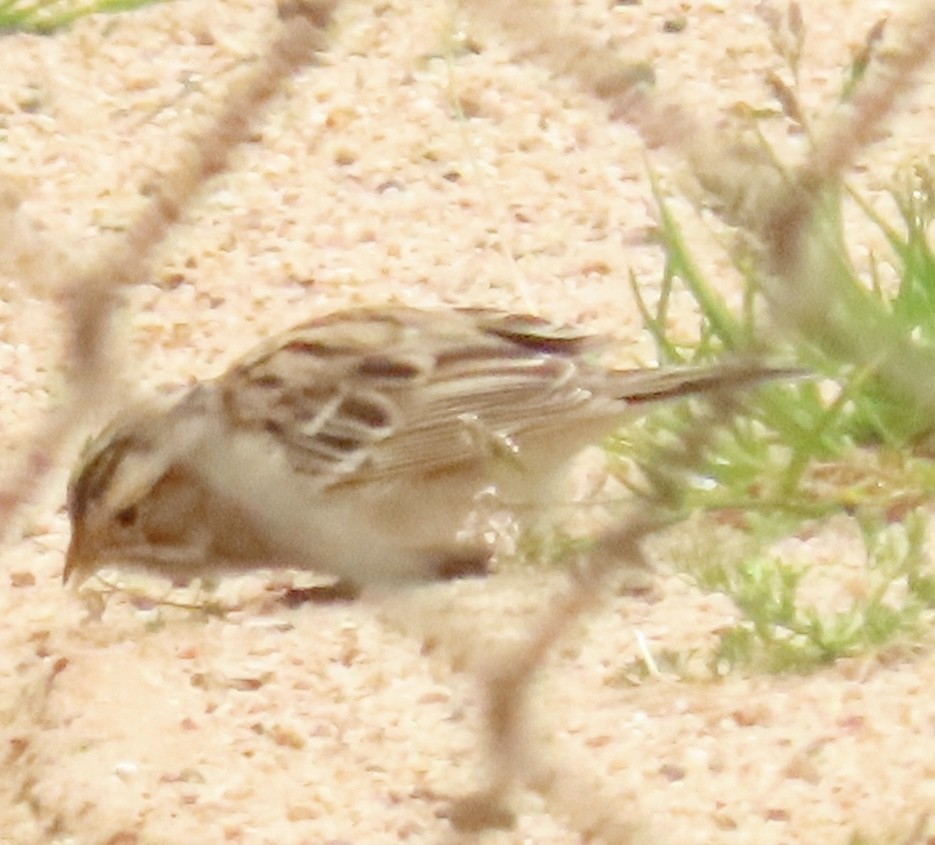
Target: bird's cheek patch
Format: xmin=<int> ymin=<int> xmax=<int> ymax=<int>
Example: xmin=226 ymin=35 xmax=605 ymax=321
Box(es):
xmin=101 ymin=449 xmax=174 ymax=517
xmin=143 ymin=473 xmax=204 ymax=545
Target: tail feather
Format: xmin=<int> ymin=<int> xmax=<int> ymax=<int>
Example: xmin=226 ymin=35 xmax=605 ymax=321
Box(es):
xmin=609 ymin=363 xmax=806 ymax=405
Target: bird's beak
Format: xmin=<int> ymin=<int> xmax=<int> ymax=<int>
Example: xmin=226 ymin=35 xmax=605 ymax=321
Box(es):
xmin=63 ymin=544 xmax=77 ymax=585
xmin=62 ymin=538 xmax=87 ymax=587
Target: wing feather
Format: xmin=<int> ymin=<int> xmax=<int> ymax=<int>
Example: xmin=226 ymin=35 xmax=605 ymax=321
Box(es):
xmin=219 ymin=307 xmax=613 ymax=484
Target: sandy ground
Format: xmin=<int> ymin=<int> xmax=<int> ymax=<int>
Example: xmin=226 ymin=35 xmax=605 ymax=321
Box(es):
xmin=3 ymin=0 xmax=935 ymax=843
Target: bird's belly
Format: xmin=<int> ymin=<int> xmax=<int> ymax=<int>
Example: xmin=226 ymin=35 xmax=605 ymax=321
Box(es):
xmin=195 ymin=429 xmax=487 ymax=582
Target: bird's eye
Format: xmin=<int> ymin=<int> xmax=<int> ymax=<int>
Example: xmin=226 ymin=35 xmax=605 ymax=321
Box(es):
xmin=114 ymin=506 xmax=138 ymax=527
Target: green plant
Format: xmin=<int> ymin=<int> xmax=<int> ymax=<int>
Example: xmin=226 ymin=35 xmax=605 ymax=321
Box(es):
xmin=0 ymin=0 xmax=165 ymax=34
xmin=602 ymin=13 xmax=935 ymax=674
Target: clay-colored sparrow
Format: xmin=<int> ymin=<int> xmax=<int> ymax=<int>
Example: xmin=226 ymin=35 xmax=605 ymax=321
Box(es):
xmin=64 ymin=306 xmax=794 ymax=593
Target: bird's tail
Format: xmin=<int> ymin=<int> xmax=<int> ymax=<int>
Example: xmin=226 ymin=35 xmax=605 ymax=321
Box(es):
xmin=608 ymin=362 xmax=805 ymax=406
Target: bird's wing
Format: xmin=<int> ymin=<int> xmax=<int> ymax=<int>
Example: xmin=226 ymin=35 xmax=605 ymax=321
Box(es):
xmin=219 ymin=307 xmax=612 ymax=484
xmin=220 ymin=306 xmax=795 ymax=486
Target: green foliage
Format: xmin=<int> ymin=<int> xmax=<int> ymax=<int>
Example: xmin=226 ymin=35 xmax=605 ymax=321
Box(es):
xmin=613 ymin=509 xmax=935 ymax=680
xmin=610 ymin=160 xmax=935 ymax=673
xmin=610 ymin=83 xmax=935 ymax=677
xmin=702 ymin=511 xmax=932 ymax=674
xmin=0 ymin=0 xmax=164 ymax=34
